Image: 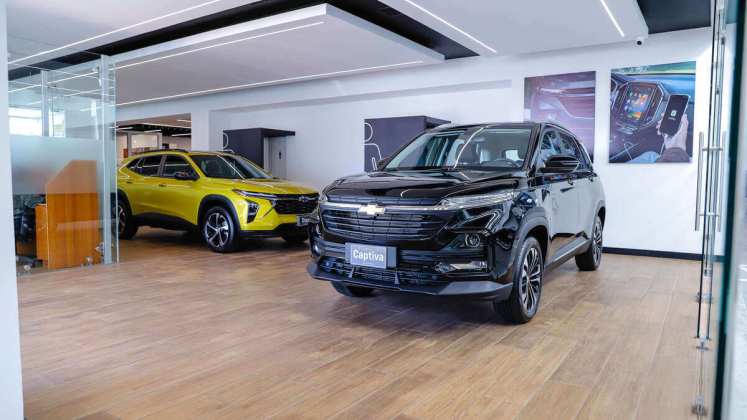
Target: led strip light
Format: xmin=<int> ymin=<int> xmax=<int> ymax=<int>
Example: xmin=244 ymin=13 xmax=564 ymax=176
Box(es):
xmin=599 ymin=0 xmax=625 ymax=37
xmin=400 ymin=0 xmax=497 ymax=54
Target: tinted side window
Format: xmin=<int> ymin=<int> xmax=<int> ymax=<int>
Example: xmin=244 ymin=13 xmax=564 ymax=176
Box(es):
xmin=126 ymin=158 xmax=142 ymax=173
xmin=161 ymin=155 xmax=194 ymax=178
xmin=138 ymin=156 xmax=162 ymax=176
xmin=536 ymin=129 xmax=582 ymax=170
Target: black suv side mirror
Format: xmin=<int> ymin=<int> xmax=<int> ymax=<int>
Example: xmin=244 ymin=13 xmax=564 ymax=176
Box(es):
xmin=540 ymin=155 xmax=580 ymax=174
xmin=174 ymin=171 xmax=198 ymax=181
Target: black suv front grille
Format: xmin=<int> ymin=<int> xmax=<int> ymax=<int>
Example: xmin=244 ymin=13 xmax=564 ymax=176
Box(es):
xmin=274 ymin=195 xmax=318 ymax=215
xmin=321 ymin=208 xmax=447 ymax=241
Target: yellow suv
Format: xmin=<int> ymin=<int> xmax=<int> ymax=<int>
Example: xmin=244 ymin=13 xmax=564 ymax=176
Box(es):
xmin=116 ymin=150 xmax=318 ymax=252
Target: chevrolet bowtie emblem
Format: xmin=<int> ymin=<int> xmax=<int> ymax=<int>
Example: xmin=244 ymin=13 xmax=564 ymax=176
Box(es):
xmin=359 ymin=203 xmax=385 ymax=216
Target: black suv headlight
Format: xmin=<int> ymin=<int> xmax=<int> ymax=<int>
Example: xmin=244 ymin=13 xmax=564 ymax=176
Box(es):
xmin=437 ymin=191 xmax=515 ymax=210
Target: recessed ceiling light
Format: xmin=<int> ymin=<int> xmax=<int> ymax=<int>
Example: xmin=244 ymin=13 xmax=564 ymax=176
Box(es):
xmin=118 ymin=60 xmax=424 ymax=106
xmin=599 ymin=0 xmax=625 ymax=37
xmin=142 ymin=122 xmax=191 ymax=129
xmin=117 ymin=22 xmax=324 ymax=70
xmin=172 ymin=133 xmax=192 ymax=137
xmin=117 ymin=126 xmax=134 ymax=130
xmin=10 ymin=0 xmax=226 ymax=65
xmin=400 ymin=0 xmax=497 ymax=54
xmin=144 ymin=129 xmax=162 ymax=133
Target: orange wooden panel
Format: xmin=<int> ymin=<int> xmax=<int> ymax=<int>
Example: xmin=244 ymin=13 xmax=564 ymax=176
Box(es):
xmin=43 ymin=161 xmax=102 ymax=269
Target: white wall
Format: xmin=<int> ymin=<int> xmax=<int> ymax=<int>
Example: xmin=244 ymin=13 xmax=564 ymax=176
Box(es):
xmin=0 ymin=0 xmax=26 ymax=418
xmin=119 ymin=28 xmax=713 ymax=254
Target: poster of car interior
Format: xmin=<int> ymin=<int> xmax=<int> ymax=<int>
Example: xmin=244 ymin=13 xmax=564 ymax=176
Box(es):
xmin=524 ymin=71 xmax=596 ymax=160
xmin=609 ymin=61 xmax=695 ymax=163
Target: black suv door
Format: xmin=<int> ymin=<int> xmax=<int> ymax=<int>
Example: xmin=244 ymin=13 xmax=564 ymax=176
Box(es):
xmin=558 ymin=129 xmax=597 ymax=239
xmin=533 ymin=126 xmax=583 ymax=261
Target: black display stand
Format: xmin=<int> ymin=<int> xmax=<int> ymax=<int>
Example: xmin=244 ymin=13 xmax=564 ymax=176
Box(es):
xmin=223 ymin=128 xmax=295 ymax=167
xmin=363 ymin=116 xmax=450 ymax=172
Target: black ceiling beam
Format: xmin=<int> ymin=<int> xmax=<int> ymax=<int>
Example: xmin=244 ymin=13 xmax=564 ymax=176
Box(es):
xmin=636 ymin=0 xmax=710 ymax=34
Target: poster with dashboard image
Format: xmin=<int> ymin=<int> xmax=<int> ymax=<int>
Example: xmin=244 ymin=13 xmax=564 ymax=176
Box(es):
xmin=524 ymin=71 xmax=596 ymax=161
xmin=609 ymin=61 xmax=695 ymax=163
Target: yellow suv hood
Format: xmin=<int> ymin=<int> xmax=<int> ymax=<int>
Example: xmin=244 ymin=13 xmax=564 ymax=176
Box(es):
xmin=212 ymin=178 xmax=317 ymax=195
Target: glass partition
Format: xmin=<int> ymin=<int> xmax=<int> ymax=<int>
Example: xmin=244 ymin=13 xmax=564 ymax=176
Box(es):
xmin=8 ymin=38 xmax=118 ymax=274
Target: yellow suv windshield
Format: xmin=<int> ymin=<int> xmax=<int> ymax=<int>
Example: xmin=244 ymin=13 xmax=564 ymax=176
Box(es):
xmin=191 ymin=154 xmax=271 ymax=180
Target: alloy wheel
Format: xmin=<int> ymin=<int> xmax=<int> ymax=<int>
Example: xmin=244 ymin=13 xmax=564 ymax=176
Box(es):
xmin=592 ymin=218 xmax=603 ymax=264
xmin=116 ymin=203 xmax=126 ymax=236
xmin=519 ymin=246 xmax=542 ymax=315
xmin=204 ymin=212 xmax=230 ymax=248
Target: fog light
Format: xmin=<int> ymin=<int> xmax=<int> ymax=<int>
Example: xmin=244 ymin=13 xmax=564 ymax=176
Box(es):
xmin=246 ymin=201 xmax=259 ymax=223
xmin=435 ymin=260 xmax=487 ymax=273
xmin=465 ymin=233 xmax=482 ymax=248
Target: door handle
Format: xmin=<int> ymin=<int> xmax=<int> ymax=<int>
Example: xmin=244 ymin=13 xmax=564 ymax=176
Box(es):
xmin=158 ymin=183 xmax=167 ymax=188
xmin=125 ymin=180 xmax=133 ymax=184
xmin=694 ymin=132 xmax=705 ymax=231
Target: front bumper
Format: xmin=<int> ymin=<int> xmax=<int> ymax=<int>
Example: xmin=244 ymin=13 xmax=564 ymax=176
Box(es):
xmin=307 ymin=261 xmax=512 ymax=299
xmin=307 ymin=238 xmax=513 ymax=300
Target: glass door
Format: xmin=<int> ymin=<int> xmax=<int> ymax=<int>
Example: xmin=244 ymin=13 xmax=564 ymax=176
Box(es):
xmin=696 ymin=0 xmax=745 ymax=417
xmin=694 ymin=0 xmax=735 ymax=416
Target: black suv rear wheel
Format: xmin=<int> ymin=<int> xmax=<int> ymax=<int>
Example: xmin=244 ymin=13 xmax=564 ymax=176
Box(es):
xmin=202 ymin=206 xmax=238 ymax=253
xmin=575 ymin=215 xmax=603 ymax=271
xmin=494 ymin=236 xmax=543 ymax=323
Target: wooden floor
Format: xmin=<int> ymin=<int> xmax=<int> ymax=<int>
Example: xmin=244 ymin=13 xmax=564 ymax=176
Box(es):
xmin=18 ymin=228 xmax=705 ymax=420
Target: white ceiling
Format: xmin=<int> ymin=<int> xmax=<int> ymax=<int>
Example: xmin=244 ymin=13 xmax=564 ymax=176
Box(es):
xmin=8 ymin=1 xmax=651 ymax=107
xmin=7 ymin=0 xmax=258 ymax=63
xmin=380 ymin=0 xmax=648 ymax=55
xmin=113 ymin=4 xmax=443 ymax=106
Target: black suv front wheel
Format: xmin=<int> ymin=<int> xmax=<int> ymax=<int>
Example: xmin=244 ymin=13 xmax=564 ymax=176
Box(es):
xmin=495 ymin=236 xmax=543 ymax=323
xmin=202 ymin=206 xmax=238 ymax=253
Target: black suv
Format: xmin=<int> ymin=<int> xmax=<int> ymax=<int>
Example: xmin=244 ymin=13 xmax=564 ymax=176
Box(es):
xmin=307 ymin=122 xmax=605 ymax=323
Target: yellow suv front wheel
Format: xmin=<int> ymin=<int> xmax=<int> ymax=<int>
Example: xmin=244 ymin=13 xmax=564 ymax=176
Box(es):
xmin=202 ymin=205 xmax=239 ymax=253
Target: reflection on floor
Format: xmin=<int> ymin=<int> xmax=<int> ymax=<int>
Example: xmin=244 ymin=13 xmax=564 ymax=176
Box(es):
xmin=19 ymin=230 xmax=703 ymax=419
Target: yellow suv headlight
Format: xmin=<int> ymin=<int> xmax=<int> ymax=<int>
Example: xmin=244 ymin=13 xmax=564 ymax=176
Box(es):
xmin=233 ymin=190 xmax=277 ymax=200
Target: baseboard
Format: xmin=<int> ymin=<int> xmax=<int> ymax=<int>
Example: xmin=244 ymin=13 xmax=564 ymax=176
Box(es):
xmin=603 ymin=247 xmax=702 ymax=261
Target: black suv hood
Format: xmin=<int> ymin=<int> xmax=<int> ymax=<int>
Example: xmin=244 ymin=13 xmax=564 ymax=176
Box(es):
xmin=325 ymin=170 xmax=525 ymax=205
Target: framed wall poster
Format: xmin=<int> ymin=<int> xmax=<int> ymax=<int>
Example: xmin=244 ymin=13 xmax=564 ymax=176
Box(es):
xmin=609 ymin=61 xmax=696 ymax=163
xmin=524 ymin=71 xmax=596 ymax=160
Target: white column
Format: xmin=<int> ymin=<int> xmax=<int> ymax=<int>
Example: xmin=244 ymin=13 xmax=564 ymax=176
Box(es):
xmin=190 ymin=109 xmax=212 ymax=151
xmin=0 ymin=1 xmax=25 ymax=418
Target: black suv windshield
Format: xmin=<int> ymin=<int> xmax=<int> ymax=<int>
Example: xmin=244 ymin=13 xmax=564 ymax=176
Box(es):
xmin=191 ymin=154 xmax=272 ymax=179
xmin=384 ymin=127 xmax=533 ymax=171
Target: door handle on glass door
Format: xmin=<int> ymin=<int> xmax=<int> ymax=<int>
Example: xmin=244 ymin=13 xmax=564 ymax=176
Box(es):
xmin=158 ymin=184 xmax=167 ymax=188
xmin=694 ymin=132 xmax=705 ymax=231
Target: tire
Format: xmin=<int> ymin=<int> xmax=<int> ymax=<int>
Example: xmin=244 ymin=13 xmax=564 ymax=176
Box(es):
xmin=332 ymin=282 xmax=374 ymax=297
xmin=281 ymin=232 xmax=308 ymax=245
xmin=201 ymin=206 xmax=238 ymax=253
xmin=575 ymin=215 xmax=603 ymax=271
xmin=115 ymin=198 xmax=138 ymax=240
xmin=494 ymin=237 xmax=543 ymax=323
